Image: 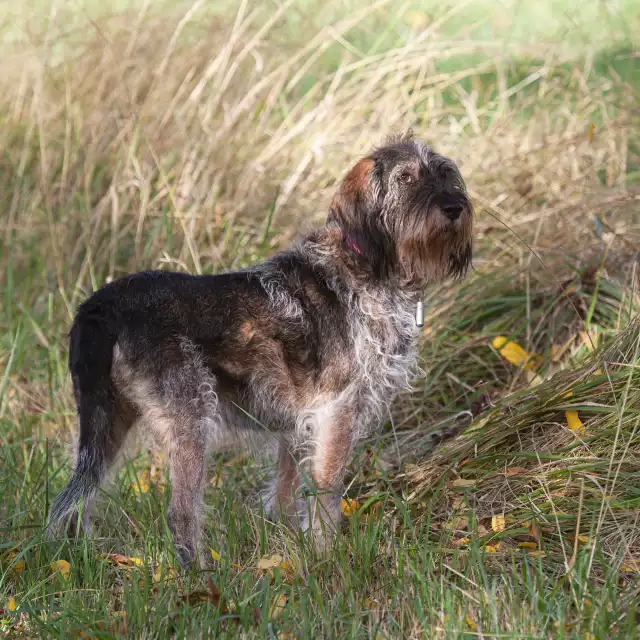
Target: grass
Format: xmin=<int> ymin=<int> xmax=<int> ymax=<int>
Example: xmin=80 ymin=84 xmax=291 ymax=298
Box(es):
xmin=1 ymin=0 xmax=639 ymax=637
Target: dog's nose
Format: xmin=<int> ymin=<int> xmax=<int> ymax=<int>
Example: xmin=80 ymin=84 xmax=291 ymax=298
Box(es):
xmin=442 ymin=203 xmax=464 ymax=221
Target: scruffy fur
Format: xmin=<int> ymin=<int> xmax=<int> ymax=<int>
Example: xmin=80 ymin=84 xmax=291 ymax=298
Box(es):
xmin=47 ymin=135 xmax=473 ymax=567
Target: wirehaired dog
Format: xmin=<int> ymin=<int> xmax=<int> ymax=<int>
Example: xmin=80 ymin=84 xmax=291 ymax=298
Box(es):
xmin=47 ymin=135 xmax=473 ymax=567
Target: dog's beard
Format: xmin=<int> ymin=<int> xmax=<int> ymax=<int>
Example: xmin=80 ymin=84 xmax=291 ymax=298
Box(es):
xmin=395 ymin=203 xmax=472 ymax=284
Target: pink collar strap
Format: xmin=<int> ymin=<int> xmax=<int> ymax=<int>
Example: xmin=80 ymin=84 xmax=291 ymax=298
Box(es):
xmin=346 ymin=237 xmax=362 ymax=255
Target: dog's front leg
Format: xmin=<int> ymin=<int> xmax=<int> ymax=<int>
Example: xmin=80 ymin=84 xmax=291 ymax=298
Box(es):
xmin=306 ymin=407 xmax=355 ymax=548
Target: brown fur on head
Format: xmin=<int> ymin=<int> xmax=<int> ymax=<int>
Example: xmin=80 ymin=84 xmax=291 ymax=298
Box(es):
xmin=328 ymin=135 xmax=473 ymax=286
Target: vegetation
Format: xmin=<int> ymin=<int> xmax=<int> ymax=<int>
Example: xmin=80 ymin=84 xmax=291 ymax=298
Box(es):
xmin=1 ymin=0 xmax=639 ymax=637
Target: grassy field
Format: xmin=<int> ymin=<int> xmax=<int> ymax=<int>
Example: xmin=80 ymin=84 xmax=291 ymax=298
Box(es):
xmin=1 ymin=0 xmax=639 ymax=637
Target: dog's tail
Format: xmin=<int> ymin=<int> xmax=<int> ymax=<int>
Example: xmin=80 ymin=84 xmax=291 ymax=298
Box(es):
xmin=47 ymin=301 xmax=117 ymax=536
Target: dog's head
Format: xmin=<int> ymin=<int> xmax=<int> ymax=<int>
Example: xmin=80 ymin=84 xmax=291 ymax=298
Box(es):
xmin=328 ymin=135 xmax=473 ymax=285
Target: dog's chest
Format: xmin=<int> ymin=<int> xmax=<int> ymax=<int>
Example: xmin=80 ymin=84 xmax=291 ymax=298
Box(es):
xmin=348 ymin=300 xmax=419 ymax=408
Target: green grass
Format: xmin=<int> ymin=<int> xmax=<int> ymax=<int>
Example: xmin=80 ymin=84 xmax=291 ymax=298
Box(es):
xmin=1 ymin=0 xmax=640 ymax=637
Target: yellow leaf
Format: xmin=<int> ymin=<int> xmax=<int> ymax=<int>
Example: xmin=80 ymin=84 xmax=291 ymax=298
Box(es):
xmin=209 ymin=549 xmax=241 ymax=569
xmin=51 ymin=559 xmax=71 ymax=579
xmin=102 ymin=553 xmax=144 ymax=569
xmin=527 ymin=550 xmax=547 ymax=558
xmin=517 ymin=542 xmax=538 ymax=550
xmin=483 ymin=545 xmax=498 ymax=553
xmin=451 ymin=478 xmax=476 ymax=488
xmin=7 ymin=596 xmax=17 ymax=612
xmin=491 ymin=515 xmax=505 ymax=533
xmin=568 ymin=534 xmax=590 ymax=544
xmin=153 ymin=565 xmax=176 ymax=583
xmin=257 ymin=553 xmax=284 ymax=571
xmin=341 ymin=498 xmax=361 ymax=516
xmin=492 ymin=336 xmax=540 ymax=370
xmin=565 ymin=410 xmax=584 ymax=432
xmin=465 ymin=614 xmax=477 ymax=630
xmin=269 ymin=594 xmax=288 ymax=620
xmin=451 ymin=537 xmax=471 ymax=547
xmin=131 ymin=468 xmax=150 ymax=495
xmin=7 ymin=551 xmax=24 ymax=575
xmin=621 ymin=559 xmax=640 ymax=573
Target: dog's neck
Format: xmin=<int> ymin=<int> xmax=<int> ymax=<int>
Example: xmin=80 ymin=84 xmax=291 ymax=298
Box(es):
xmin=298 ymin=227 xmax=424 ymax=327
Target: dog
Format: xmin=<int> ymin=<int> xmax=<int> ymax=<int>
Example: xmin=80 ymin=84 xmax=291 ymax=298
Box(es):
xmin=46 ymin=135 xmax=473 ymax=567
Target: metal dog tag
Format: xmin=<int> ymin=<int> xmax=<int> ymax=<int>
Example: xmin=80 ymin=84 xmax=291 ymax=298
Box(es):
xmin=415 ymin=300 xmax=424 ymax=327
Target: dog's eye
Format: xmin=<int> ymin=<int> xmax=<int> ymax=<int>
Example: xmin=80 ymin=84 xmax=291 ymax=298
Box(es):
xmin=398 ymin=172 xmax=413 ymax=184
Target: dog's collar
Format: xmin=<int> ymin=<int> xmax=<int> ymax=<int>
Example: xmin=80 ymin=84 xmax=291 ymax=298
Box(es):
xmin=346 ymin=236 xmax=362 ymax=255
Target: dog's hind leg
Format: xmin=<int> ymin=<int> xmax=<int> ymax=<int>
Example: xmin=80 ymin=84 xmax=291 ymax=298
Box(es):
xmin=166 ymin=421 xmax=206 ymax=568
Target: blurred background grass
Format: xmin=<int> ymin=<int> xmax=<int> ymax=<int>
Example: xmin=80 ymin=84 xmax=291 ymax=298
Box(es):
xmin=1 ymin=0 xmax=639 ymax=637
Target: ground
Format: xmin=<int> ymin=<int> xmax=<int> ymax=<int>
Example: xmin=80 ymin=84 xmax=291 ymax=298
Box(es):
xmin=1 ymin=1 xmax=639 ymax=638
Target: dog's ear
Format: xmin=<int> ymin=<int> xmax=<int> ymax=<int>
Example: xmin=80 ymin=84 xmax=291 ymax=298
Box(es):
xmin=327 ymin=158 xmax=393 ymax=275
xmin=327 ymin=158 xmax=375 ymax=229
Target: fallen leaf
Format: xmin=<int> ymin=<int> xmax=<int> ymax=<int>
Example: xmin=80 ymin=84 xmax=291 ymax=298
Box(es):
xmin=529 ymin=521 xmax=542 ymax=542
xmin=579 ymin=329 xmax=599 ymax=351
xmin=257 ymin=554 xmax=284 ymax=571
xmin=503 ymin=467 xmax=528 ymax=477
xmin=182 ymin=578 xmax=224 ymax=609
xmin=210 ymin=549 xmax=242 ymax=570
xmin=102 ymin=553 xmax=144 ymax=569
xmin=451 ymin=478 xmax=476 ymax=488
xmin=483 ymin=545 xmax=498 ymax=553
xmin=620 ymin=559 xmax=640 ymax=573
xmin=7 ymin=551 xmax=24 ymax=575
xmin=130 ymin=468 xmax=150 ymax=495
xmin=527 ymin=550 xmax=547 ymax=558
xmin=341 ymin=498 xmax=361 ymax=516
xmin=451 ymin=537 xmax=471 ymax=547
xmin=517 ymin=542 xmax=538 ymax=550
xmin=491 ymin=515 xmax=505 ymax=533
xmin=465 ymin=614 xmax=477 ymax=630
xmin=269 ymin=594 xmax=288 ymax=620
xmin=566 ymin=410 xmax=584 ymax=432
xmin=153 ymin=565 xmax=176 ymax=583
xmin=492 ymin=336 xmax=540 ymax=370
xmin=51 ymin=559 xmax=70 ymax=579
xmin=568 ymin=534 xmax=590 ymax=544
xmin=7 ymin=597 xmax=17 ymax=612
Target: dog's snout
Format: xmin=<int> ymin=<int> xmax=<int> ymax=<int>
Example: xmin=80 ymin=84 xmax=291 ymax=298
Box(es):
xmin=442 ymin=203 xmax=464 ymax=221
